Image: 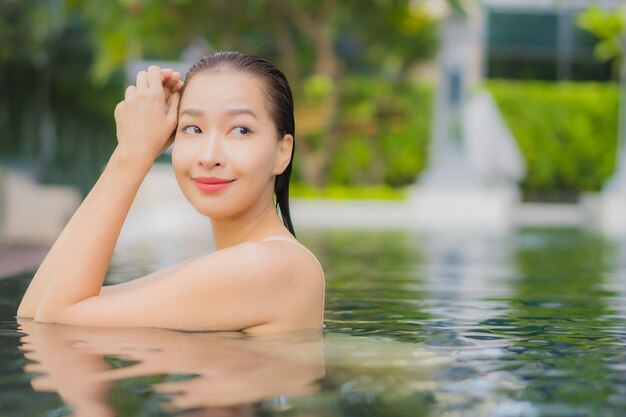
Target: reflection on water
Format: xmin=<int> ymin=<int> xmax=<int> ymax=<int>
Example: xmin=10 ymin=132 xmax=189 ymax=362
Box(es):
xmin=1 ymin=228 xmax=626 ymax=416
xmin=12 ymin=321 xmax=449 ymax=417
xmin=17 ymin=321 xmax=324 ymax=416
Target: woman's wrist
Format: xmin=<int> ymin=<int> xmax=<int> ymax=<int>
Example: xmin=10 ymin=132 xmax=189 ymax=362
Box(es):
xmin=111 ymin=145 xmax=156 ymax=173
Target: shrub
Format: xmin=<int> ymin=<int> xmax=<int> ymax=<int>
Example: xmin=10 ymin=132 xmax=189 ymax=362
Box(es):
xmin=488 ymin=80 xmax=619 ymax=200
xmin=314 ymin=76 xmax=433 ymax=187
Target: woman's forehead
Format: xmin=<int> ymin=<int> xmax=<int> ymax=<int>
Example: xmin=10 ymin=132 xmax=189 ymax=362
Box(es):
xmin=181 ymin=71 xmax=266 ymax=108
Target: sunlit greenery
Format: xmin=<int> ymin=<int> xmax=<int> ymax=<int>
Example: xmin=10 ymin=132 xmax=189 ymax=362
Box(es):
xmin=0 ymin=0 xmax=439 ymax=194
xmin=1 ymin=1 xmax=623 ymax=200
xmin=291 ymin=184 xmax=408 ymax=200
xmin=576 ymin=4 xmax=625 ymax=78
xmin=489 ymin=80 xmax=619 ymax=200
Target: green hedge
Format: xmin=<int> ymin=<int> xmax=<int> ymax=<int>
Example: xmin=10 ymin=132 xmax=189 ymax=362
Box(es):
xmin=291 ymin=183 xmax=407 ymax=200
xmin=316 ymin=77 xmax=433 ymax=187
xmin=301 ymin=79 xmax=620 ymax=200
xmin=488 ymin=80 xmax=619 ymax=200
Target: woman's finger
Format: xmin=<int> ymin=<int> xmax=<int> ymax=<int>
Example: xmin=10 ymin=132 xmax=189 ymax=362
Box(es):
xmin=160 ymin=68 xmax=173 ymax=80
xmin=166 ymin=91 xmax=180 ymax=123
xmin=147 ymin=65 xmax=162 ymax=90
xmin=125 ymin=85 xmax=137 ymax=100
xmin=163 ymin=71 xmax=181 ymax=102
xmin=165 ymin=72 xmax=180 ymax=90
xmin=160 ymin=69 xmax=172 ymax=88
xmin=136 ymin=71 xmax=148 ymax=90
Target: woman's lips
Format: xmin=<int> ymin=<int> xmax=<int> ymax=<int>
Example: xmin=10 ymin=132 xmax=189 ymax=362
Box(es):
xmin=193 ymin=177 xmax=234 ymax=192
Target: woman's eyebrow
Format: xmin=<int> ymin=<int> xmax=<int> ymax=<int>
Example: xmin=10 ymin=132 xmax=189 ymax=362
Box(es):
xmin=179 ymin=108 xmax=257 ymax=119
xmin=179 ymin=108 xmax=203 ymax=117
xmin=226 ymin=108 xmax=258 ymax=119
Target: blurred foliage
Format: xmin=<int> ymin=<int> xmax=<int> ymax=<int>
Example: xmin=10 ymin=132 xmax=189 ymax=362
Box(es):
xmin=291 ymin=183 xmax=407 ymax=200
xmin=66 ymin=0 xmax=187 ymax=84
xmin=0 ymin=0 xmax=65 ymax=66
xmin=320 ymin=77 xmax=432 ymax=187
xmin=0 ymin=0 xmax=122 ymax=194
xmin=0 ymin=0 xmax=439 ymax=194
xmin=489 ymin=80 xmax=619 ymax=201
xmin=576 ymin=4 xmax=625 ymax=78
xmin=4 ymin=1 xmax=620 ymax=200
xmin=66 ymin=0 xmax=438 ymax=84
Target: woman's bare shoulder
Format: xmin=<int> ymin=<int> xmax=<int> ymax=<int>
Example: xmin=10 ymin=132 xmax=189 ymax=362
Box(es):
xmin=205 ymin=238 xmax=324 ymax=285
xmin=257 ymin=238 xmax=323 ymax=277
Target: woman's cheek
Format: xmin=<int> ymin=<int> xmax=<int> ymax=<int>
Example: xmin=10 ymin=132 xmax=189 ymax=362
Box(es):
xmin=238 ymin=141 xmax=277 ymax=174
xmin=171 ymin=141 xmax=191 ymax=179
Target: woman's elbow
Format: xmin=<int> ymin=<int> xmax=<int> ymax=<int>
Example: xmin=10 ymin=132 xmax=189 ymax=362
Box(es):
xmin=32 ymin=303 xmax=61 ymax=324
xmin=16 ymin=301 xmax=36 ymax=320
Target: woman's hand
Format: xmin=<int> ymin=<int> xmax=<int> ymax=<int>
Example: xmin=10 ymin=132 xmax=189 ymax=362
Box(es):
xmin=114 ymin=65 xmax=182 ymax=163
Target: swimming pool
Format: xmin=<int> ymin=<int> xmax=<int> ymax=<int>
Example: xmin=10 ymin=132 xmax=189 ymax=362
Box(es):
xmin=1 ymin=228 xmax=625 ymax=416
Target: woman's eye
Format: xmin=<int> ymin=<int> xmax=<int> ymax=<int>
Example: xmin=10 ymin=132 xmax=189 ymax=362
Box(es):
xmin=181 ymin=125 xmax=202 ymax=134
xmin=230 ymin=126 xmax=251 ymax=136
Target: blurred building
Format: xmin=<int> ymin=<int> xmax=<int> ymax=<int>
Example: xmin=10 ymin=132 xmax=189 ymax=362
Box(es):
xmin=412 ymin=0 xmax=623 ymax=232
xmin=482 ymin=0 xmax=620 ymax=81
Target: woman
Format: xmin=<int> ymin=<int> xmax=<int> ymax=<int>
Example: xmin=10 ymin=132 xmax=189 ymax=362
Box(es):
xmin=17 ymin=51 xmax=325 ymax=334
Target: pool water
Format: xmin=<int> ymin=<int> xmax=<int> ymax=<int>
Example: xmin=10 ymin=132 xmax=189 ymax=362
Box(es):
xmin=1 ymin=228 xmax=626 ymax=417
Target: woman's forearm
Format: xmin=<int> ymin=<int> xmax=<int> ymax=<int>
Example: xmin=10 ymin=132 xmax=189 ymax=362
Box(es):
xmin=17 ymin=228 xmax=73 ymax=317
xmin=18 ymin=66 xmax=179 ymax=321
xmin=26 ymin=146 xmax=151 ymax=321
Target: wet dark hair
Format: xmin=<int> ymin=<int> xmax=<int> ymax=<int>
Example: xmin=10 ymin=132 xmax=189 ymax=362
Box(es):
xmin=183 ymin=51 xmax=296 ymax=236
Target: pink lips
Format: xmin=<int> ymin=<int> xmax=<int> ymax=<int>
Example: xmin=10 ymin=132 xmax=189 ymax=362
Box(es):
xmin=193 ymin=177 xmax=234 ymax=192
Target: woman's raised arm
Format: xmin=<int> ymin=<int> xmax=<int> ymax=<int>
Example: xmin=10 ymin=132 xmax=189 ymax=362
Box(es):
xmin=17 ymin=66 xmax=180 ymax=319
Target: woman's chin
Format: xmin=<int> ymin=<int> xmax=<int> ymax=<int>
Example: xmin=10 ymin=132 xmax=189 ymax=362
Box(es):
xmin=192 ymin=206 xmax=232 ymax=220
xmin=189 ymin=200 xmax=246 ymax=221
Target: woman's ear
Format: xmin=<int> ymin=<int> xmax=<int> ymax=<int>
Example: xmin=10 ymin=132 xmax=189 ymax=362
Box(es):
xmin=273 ymin=134 xmax=294 ymax=175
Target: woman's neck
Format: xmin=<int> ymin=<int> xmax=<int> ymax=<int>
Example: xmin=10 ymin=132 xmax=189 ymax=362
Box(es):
xmin=210 ymin=201 xmax=288 ymax=250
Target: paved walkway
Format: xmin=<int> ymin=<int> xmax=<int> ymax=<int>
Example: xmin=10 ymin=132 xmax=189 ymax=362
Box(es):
xmin=291 ymin=199 xmax=586 ymax=229
xmin=0 ymin=199 xmax=592 ymax=278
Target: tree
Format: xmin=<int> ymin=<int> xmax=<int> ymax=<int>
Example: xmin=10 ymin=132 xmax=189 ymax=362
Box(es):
xmin=0 ymin=0 xmax=122 ymax=193
xmin=73 ymin=0 xmax=438 ymax=186
xmin=577 ymin=4 xmax=626 ymax=191
xmin=576 ymin=4 xmax=625 ymax=79
xmin=0 ymin=0 xmax=67 ymax=170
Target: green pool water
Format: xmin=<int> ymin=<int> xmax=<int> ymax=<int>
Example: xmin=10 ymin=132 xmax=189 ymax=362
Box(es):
xmin=1 ymin=228 xmax=625 ymax=417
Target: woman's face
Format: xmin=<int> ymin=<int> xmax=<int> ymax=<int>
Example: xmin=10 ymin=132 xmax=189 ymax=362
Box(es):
xmin=171 ymin=71 xmax=293 ymax=220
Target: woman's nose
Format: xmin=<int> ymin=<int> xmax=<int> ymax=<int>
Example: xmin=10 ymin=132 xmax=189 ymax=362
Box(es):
xmin=198 ymin=131 xmax=224 ymax=168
